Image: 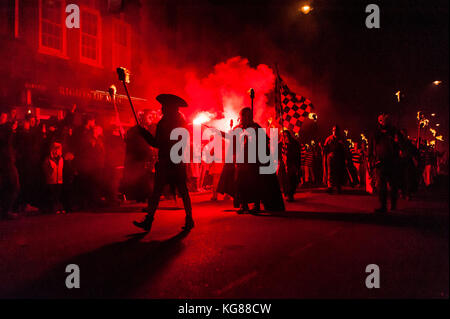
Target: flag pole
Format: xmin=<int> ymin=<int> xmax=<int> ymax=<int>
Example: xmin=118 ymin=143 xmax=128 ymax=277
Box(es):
xmin=274 ymin=64 xmax=283 ymax=123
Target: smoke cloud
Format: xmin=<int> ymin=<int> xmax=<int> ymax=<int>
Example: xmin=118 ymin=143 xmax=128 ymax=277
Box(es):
xmin=185 ymin=56 xmax=275 ymax=130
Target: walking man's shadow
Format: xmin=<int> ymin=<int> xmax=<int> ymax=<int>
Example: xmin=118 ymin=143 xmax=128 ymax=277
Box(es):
xmin=11 ymin=230 xmax=191 ymax=298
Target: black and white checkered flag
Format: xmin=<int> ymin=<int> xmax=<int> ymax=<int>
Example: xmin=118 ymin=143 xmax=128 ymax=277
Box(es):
xmin=275 ymin=76 xmax=314 ymax=133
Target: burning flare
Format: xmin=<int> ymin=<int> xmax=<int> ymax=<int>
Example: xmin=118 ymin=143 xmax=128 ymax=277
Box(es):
xmin=193 ymin=111 xmax=215 ymax=125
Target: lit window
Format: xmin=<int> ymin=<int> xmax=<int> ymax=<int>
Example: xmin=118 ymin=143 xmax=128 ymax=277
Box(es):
xmin=80 ymin=8 xmax=102 ymax=66
xmin=39 ymin=0 xmax=66 ymax=57
xmin=112 ymin=20 xmax=131 ymax=69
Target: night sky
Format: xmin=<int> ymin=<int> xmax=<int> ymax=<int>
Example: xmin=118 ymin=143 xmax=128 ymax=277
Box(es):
xmin=142 ymin=0 xmax=448 ymax=141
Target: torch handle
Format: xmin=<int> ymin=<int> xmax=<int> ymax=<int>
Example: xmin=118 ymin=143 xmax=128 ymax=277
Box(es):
xmin=111 ymin=96 xmax=124 ymax=139
xmin=249 ymin=88 xmax=255 ymax=118
xmin=251 ymin=97 xmax=254 ymax=117
xmin=121 ymin=80 xmax=139 ymax=125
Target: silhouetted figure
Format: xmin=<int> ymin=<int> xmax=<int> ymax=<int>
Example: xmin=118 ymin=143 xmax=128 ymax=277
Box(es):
xmin=121 ymin=112 xmax=154 ymax=203
xmin=312 ymin=141 xmax=323 ymax=186
xmin=104 ymin=126 xmax=125 ymax=205
xmin=0 ymin=110 xmax=19 ymax=220
xmin=369 ymin=113 xmax=400 ymax=212
xmin=72 ymin=115 xmax=104 ymax=208
xmin=422 ymin=145 xmax=437 ymax=187
xmin=278 ymin=129 xmax=300 ymax=201
xmin=133 ymin=94 xmax=194 ymax=232
xmin=351 ymin=142 xmax=365 ymax=187
xmin=15 ymin=117 xmax=36 ymax=209
xmin=323 ymin=125 xmax=346 ymax=193
xmin=397 ymin=129 xmax=418 ymax=200
xmin=218 ymin=107 xmax=284 ymax=213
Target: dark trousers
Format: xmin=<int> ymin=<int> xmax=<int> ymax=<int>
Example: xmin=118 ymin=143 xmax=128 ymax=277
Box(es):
xmin=376 ymin=163 xmax=399 ymax=209
xmin=146 ymin=163 xmax=192 ymax=220
xmin=279 ymin=165 xmax=298 ymax=199
xmin=0 ymin=162 xmax=20 ymax=218
xmin=46 ymin=184 xmax=63 ymax=214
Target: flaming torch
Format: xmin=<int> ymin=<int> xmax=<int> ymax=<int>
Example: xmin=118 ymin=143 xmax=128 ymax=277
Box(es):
xmin=116 ymin=67 xmax=139 ymax=125
xmin=108 ymin=84 xmax=124 ymax=139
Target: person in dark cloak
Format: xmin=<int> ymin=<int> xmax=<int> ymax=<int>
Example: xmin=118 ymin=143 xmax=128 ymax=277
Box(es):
xmin=323 ymin=125 xmax=346 ymax=194
xmin=368 ymin=113 xmax=401 ymax=213
xmin=217 ymin=107 xmax=284 ymax=213
xmin=120 ymin=111 xmax=154 ymax=202
xmin=278 ymin=129 xmax=301 ymax=202
xmin=217 ymin=120 xmax=238 ymax=202
xmin=133 ymin=94 xmax=194 ymax=232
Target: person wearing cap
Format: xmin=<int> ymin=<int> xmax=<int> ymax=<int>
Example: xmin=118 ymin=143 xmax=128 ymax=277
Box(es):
xmin=133 ymin=94 xmax=194 ymax=232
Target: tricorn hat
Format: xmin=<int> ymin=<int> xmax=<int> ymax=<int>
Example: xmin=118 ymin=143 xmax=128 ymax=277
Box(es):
xmin=156 ymin=94 xmax=188 ymax=108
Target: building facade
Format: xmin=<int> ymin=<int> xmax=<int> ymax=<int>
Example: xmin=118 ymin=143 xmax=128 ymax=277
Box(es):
xmin=0 ymin=0 xmax=145 ymax=124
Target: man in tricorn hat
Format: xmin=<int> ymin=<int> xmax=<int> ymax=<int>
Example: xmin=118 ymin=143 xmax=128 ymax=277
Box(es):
xmin=133 ymin=94 xmax=194 ymax=232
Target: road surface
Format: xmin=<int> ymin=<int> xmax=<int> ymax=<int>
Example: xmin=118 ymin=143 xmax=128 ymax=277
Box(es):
xmin=0 ymin=186 xmax=448 ymax=298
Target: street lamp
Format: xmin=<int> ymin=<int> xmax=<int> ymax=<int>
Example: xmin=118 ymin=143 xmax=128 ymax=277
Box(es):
xmin=299 ymin=4 xmax=313 ymax=14
xmin=395 ymin=90 xmax=401 ymax=102
xmin=433 ymin=80 xmax=442 ymax=86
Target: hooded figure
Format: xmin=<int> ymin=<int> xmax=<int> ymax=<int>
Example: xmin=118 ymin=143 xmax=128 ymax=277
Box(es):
xmin=218 ymin=107 xmax=284 ymax=213
xmin=133 ymin=94 xmax=194 ymax=232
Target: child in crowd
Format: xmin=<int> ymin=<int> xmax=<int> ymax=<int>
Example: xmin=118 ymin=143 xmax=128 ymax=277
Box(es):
xmin=43 ymin=142 xmax=65 ymax=214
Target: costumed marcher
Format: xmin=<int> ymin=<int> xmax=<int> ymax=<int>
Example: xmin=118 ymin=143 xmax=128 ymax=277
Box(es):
xmin=368 ymin=113 xmax=401 ymax=212
xmin=120 ymin=111 xmax=155 ymax=202
xmin=217 ymin=120 xmax=237 ymax=201
xmin=323 ymin=125 xmax=346 ymax=193
xmin=218 ymin=107 xmax=284 ymax=213
xmin=133 ymin=94 xmax=194 ymax=232
xmin=278 ymin=129 xmax=301 ymax=202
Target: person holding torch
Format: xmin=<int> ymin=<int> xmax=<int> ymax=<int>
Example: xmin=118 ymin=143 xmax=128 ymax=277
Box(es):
xmin=133 ymin=94 xmax=194 ymax=232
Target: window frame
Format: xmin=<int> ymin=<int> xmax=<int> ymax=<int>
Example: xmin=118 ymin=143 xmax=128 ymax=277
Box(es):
xmin=112 ymin=18 xmax=131 ymax=70
xmin=79 ymin=6 xmax=102 ymax=67
xmin=38 ymin=0 xmax=68 ymax=59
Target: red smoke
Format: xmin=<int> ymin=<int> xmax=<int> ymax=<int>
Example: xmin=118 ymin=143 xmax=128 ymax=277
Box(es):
xmin=185 ymin=56 xmax=276 ymax=130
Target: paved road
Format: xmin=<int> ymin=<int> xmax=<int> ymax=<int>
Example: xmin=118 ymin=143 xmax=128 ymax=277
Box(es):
xmin=0 ymin=187 xmax=448 ymax=298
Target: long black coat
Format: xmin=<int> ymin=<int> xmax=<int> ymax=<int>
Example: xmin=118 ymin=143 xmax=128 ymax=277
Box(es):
xmin=218 ymin=122 xmax=285 ymax=211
